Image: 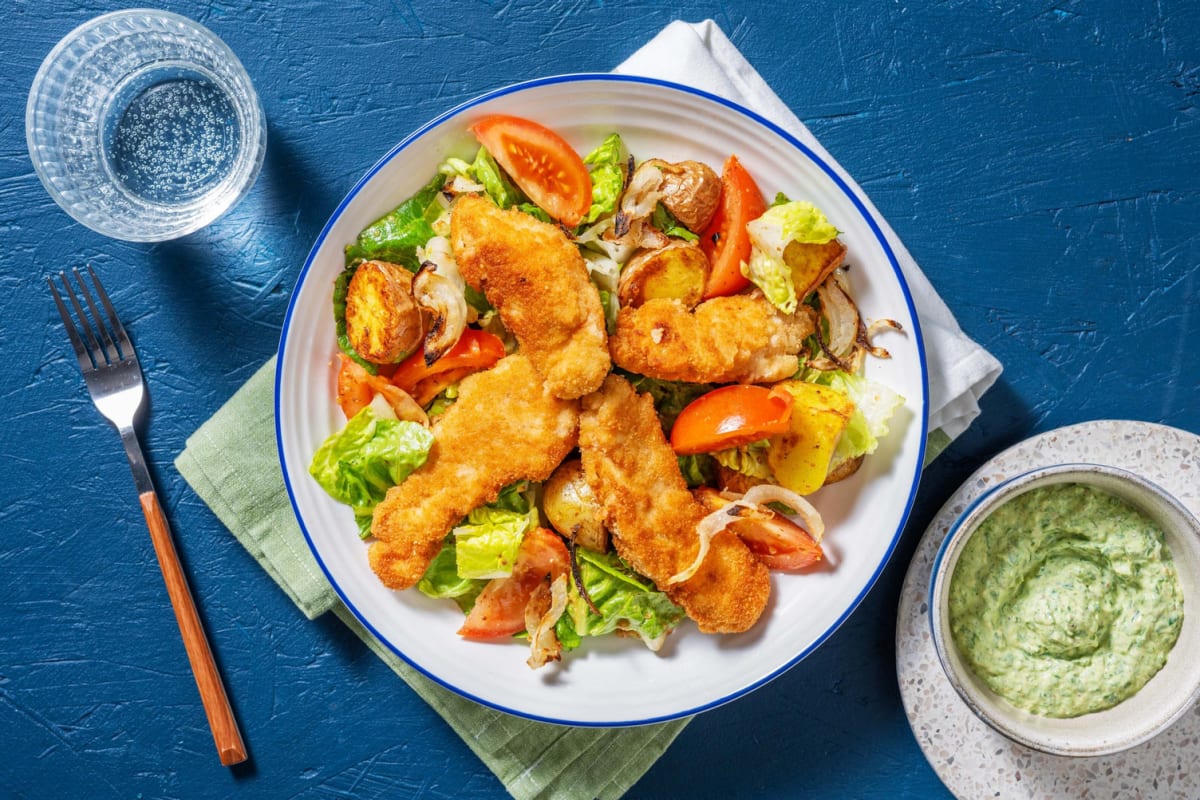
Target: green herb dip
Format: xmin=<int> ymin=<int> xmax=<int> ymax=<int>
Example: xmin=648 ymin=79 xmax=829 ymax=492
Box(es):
xmin=948 ymin=483 xmax=1183 ymax=717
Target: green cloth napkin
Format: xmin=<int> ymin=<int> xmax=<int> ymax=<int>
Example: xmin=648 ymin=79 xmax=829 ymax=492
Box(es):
xmin=175 ymin=358 xmax=687 ymax=800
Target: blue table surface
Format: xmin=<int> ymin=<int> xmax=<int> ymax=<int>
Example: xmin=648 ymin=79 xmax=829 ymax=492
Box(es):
xmin=3 ymin=1 xmax=1197 ymax=797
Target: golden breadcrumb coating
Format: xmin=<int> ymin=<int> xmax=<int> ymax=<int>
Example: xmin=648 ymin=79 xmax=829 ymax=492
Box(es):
xmin=368 ymin=354 xmax=579 ymax=589
xmin=450 ymin=195 xmax=610 ymax=400
xmin=609 ymin=293 xmax=816 ymax=384
xmin=578 ymin=374 xmax=770 ymax=634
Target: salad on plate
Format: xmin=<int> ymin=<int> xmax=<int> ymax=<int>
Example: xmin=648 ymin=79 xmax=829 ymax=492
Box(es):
xmin=307 ymin=113 xmax=904 ymax=669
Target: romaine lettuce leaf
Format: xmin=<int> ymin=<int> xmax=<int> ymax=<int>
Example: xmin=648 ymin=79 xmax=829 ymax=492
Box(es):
xmin=418 ymin=540 xmax=486 ymax=612
xmin=743 ymin=200 xmax=840 ymax=313
xmin=677 ymin=453 xmax=716 ymax=488
xmin=712 ymin=439 xmax=773 ymax=480
xmin=345 ymin=172 xmax=446 ymax=269
xmin=806 ymin=370 xmax=904 ymax=469
xmin=308 ymin=407 xmax=434 ymax=538
xmin=582 ymin=133 xmax=627 ymax=223
xmin=556 ymin=549 xmax=685 ymax=651
xmin=473 ymin=147 xmax=525 ymax=209
xmin=624 ymin=373 xmax=716 ymax=434
xmin=453 ymin=485 xmax=539 ymax=579
xmin=517 ymin=202 xmax=553 ymax=223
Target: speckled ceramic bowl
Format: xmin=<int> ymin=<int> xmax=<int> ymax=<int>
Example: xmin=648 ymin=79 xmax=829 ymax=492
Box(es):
xmin=929 ymin=462 xmax=1200 ymax=757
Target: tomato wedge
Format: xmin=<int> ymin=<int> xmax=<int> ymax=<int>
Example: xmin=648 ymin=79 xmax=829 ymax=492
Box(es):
xmin=695 ymin=487 xmax=823 ymax=571
xmin=735 ymin=519 xmax=823 ymax=571
xmin=458 ymin=527 xmax=569 ymax=639
xmin=471 ymin=115 xmax=592 ymax=227
xmin=699 ymin=155 xmax=767 ymax=299
xmin=335 ymin=354 xmax=376 ymax=419
xmin=391 ymin=328 xmax=505 ymax=395
xmin=670 ymin=384 xmax=794 ymax=455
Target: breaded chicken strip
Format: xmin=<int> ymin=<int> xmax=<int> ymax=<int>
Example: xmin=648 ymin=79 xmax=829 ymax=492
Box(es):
xmin=609 ymin=293 xmax=817 ymax=384
xmin=578 ymin=375 xmax=770 ymax=634
xmin=369 ymin=354 xmax=579 ymax=589
xmin=450 ymin=194 xmax=610 ymax=400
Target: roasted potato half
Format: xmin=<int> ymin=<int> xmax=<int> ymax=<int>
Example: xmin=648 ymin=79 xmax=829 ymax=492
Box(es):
xmin=766 ymin=381 xmax=856 ymax=495
xmin=345 ymin=259 xmax=424 ymax=363
xmin=616 ymin=241 xmax=710 ymax=309
xmin=786 ymin=238 xmax=847 ymax=302
xmin=641 ymin=158 xmax=722 ymax=232
xmin=542 ymin=458 xmax=609 ymax=553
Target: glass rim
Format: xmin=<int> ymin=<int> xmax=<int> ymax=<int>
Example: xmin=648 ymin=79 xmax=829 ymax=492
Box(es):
xmin=25 ymin=8 xmax=267 ymax=241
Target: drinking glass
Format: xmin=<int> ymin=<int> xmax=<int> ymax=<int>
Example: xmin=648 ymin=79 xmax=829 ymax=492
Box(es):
xmin=26 ymin=9 xmax=267 ymax=242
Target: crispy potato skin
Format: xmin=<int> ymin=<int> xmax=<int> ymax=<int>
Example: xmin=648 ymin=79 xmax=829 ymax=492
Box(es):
xmin=643 ymin=158 xmax=721 ymax=232
xmin=610 ymin=293 xmax=817 ymax=384
xmin=542 ymin=458 xmax=609 ymax=553
xmin=578 ymin=374 xmax=770 ymax=634
xmin=368 ymin=354 xmax=579 ymax=590
xmin=344 ymin=260 xmax=423 ymax=363
xmin=450 ymin=195 xmax=610 ymax=399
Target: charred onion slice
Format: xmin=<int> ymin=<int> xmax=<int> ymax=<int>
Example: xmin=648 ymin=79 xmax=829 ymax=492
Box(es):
xmin=860 ymin=317 xmax=903 ymax=359
xmin=413 ymin=237 xmax=469 ymax=364
xmin=668 ymin=484 xmax=826 ymax=585
xmin=741 ymin=484 xmax=825 ymax=543
xmin=525 ymin=574 xmax=568 ymax=669
xmin=815 ymin=273 xmax=859 ymax=368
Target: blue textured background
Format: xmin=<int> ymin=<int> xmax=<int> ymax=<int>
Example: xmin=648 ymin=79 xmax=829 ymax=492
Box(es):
xmin=2 ymin=1 xmax=1197 ymax=798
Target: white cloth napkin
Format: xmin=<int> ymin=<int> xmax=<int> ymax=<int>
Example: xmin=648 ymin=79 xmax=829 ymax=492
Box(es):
xmin=616 ymin=20 xmax=1003 ymax=444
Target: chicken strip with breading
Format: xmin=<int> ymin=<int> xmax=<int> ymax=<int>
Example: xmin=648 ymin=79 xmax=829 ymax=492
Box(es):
xmin=369 ymin=354 xmax=579 ymax=590
xmin=609 ymin=293 xmax=817 ymax=384
xmin=450 ymin=194 xmax=610 ymax=400
xmin=578 ymin=374 xmax=770 ymax=634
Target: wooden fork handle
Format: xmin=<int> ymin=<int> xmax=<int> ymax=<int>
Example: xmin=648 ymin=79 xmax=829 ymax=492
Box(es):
xmin=140 ymin=490 xmax=248 ymax=766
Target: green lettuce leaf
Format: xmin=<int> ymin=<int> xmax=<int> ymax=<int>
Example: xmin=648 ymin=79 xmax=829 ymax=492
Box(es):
xmin=441 ymin=146 xmax=529 ymax=210
xmin=556 ymin=549 xmax=685 ymax=651
xmin=743 ymin=200 xmax=840 ymax=313
xmin=474 ymin=148 xmax=525 ymax=209
xmin=418 ymin=540 xmax=486 ymax=612
xmin=623 ymin=373 xmax=716 ymax=435
xmin=344 ymin=172 xmax=445 ymax=269
xmin=582 ymin=133 xmax=627 ymax=223
xmin=453 ymin=486 xmax=539 ymax=579
xmin=677 ymin=453 xmax=716 ymax=488
xmin=650 ymin=203 xmax=699 ymax=242
xmin=308 ymin=406 xmax=435 ymax=538
xmin=805 ymin=370 xmax=904 ymax=470
xmin=711 ymin=439 xmax=773 ymax=480
xmin=517 ymin=202 xmax=553 ymax=223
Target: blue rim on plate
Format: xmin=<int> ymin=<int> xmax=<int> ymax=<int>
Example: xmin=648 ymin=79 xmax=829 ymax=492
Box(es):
xmin=275 ymin=73 xmax=929 ymax=726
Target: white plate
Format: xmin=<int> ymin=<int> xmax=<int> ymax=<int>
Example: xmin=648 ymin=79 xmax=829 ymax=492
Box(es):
xmin=276 ymin=75 xmax=929 ymax=726
xmin=897 ymin=420 xmax=1200 ymax=796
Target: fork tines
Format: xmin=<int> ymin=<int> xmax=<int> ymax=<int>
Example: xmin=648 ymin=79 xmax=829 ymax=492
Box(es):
xmin=48 ymin=266 xmax=135 ymax=373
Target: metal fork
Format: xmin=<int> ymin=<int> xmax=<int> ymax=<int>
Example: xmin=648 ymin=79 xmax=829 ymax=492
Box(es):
xmin=48 ymin=266 xmax=247 ymax=767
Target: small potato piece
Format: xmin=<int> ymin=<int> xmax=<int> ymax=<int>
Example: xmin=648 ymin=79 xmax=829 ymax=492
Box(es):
xmin=616 ymin=242 xmax=710 ymax=309
xmin=825 ymin=454 xmax=864 ymax=485
xmin=542 ymin=458 xmax=609 ymax=553
xmin=345 ymin=260 xmax=424 ymax=363
xmin=785 ymin=239 xmax=847 ymax=302
xmin=766 ymin=381 xmax=856 ymax=495
xmin=644 ymin=158 xmax=722 ymax=232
